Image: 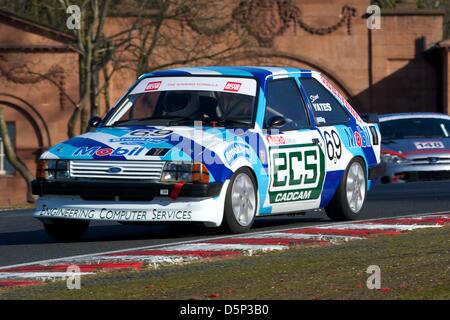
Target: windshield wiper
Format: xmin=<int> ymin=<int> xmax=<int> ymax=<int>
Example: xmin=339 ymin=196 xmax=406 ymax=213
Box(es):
xmin=136 ymin=116 xmax=187 ymax=122
xmin=202 ymin=118 xmax=251 ymax=127
xmin=111 ymin=116 xmax=189 ymax=126
xmin=166 ymin=118 xmax=250 ymax=127
xmin=167 ymin=118 xmax=196 ymax=126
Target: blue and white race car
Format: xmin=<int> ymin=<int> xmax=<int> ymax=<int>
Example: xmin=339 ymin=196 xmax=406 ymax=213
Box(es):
xmin=32 ymin=66 xmax=382 ymax=241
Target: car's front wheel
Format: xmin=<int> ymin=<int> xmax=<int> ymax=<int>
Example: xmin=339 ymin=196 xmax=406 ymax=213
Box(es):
xmin=325 ymin=158 xmax=367 ymax=221
xmin=221 ymin=168 xmax=258 ymax=233
xmin=43 ymin=219 xmax=90 ymax=242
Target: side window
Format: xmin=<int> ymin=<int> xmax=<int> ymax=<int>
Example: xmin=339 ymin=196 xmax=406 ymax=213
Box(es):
xmin=264 ymin=78 xmax=309 ymax=131
xmin=0 ymin=122 xmax=16 ymax=175
xmin=300 ymin=78 xmax=350 ymax=126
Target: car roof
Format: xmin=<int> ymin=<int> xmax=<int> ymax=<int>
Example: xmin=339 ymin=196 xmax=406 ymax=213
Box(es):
xmin=379 ymin=112 xmax=450 ymax=122
xmin=139 ymin=66 xmax=320 ymax=83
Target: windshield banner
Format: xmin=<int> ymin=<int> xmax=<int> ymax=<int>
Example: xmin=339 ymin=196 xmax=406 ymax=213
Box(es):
xmin=130 ymin=77 xmax=258 ymax=96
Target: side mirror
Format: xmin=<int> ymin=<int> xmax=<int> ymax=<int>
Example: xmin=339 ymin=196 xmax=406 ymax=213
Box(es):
xmin=267 ymin=116 xmax=286 ymax=128
xmin=88 ymin=116 xmax=102 ymax=128
xmin=361 ymin=113 xmax=379 ymax=124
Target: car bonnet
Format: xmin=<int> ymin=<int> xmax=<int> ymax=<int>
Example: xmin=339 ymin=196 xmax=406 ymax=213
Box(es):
xmin=41 ymin=126 xmax=250 ymax=162
xmin=382 ymin=137 xmax=450 ymax=158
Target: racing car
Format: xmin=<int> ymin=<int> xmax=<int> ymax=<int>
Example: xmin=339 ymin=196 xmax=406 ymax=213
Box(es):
xmin=379 ymin=113 xmax=450 ymax=183
xmin=32 ymin=66 xmax=382 ymax=241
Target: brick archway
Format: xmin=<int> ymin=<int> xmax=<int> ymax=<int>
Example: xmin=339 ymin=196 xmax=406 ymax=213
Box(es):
xmin=0 ymin=93 xmax=51 ymax=149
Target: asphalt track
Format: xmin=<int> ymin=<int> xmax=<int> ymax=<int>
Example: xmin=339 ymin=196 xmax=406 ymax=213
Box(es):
xmin=0 ymin=181 xmax=449 ymax=267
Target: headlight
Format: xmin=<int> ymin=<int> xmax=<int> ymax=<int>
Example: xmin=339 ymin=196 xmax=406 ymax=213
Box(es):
xmin=161 ymin=161 xmax=209 ymax=183
xmin=381 ymin=152 xmax=409 ymax=164
xmin=37 ymin=159 xmax=70 ymax=180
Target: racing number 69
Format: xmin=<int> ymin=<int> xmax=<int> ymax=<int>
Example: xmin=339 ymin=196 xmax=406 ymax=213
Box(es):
xmin=324 ymin=130 xmax=342 ymax=160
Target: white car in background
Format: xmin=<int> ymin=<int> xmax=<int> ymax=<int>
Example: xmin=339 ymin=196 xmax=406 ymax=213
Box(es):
xmin=379 ymin=113 xmax=450 ymax=183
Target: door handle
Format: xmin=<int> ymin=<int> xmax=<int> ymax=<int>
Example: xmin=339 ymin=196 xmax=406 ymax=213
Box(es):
xmin=312 ymin=138 xmax=320 ymax=145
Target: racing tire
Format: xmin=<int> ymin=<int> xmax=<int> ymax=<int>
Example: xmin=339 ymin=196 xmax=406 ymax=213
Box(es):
xmin=220 ymin=168 xmax=258 ymax=234
xmin=43 ymin=219 xmax=90 ymax=242
xmin=325 ymin=158 xmax=367 ymax=221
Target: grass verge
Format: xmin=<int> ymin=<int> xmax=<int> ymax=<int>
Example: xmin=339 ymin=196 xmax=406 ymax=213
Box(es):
xmin=1 ymin=226 xmax=449 ymax=300
xmin=0 ymin=203 xmax=35 ymax=211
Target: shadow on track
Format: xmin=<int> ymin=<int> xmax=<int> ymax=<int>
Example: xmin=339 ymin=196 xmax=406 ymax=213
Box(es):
xmin=2 ymin=181 xmax=449 ymax=247
xmin=0 ymin=215 xmax=328 ymax=246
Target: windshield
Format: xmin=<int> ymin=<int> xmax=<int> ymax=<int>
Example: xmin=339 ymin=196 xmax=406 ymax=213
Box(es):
xmin=103 ymin=76 xmax=258 ymax=128
xmin=380 ymin=117 xmax=450 ymax=140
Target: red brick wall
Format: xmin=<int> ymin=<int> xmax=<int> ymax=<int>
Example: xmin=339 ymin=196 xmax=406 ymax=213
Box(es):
xmin=0 ymin=24 xmax=79 ymax=205
xmin=0 ymin=1 xmax=447 ymax=205
xmin=364 ymin=12 xmax=444 ymax=114
xmin=440 ymin=40 xmax=450 ymax=115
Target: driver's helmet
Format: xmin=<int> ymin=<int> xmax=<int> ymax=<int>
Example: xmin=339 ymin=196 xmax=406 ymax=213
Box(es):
xmin=164 ymin=92 xmax=199 ymax=117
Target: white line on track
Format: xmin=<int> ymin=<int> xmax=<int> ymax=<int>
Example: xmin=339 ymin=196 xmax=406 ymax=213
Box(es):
xmin=161 ymin=243 xmax=287 ymax=251
xmin=365 ymin=215 xmax=450 ymax=221
xmin=240 ymin=232 xmax=363 ymax=241
xmin=0 ymin=211 xmax=448 ymax=271
xmin=61 ymin=255 xmax=199 ymax=264
xmin=319 ymin=223 xmax=443 ymax=231
xmin=0 ymin=272 xmax=94 ymax=280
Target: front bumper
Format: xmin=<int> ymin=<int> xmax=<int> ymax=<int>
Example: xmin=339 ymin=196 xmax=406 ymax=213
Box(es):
xmin=31 ymin=179 xmax=223 ymax=198
xmin=33 ymin=181 xmax=230 ymax=227
xmin=382 ymin=163 xmax=450 ymax=183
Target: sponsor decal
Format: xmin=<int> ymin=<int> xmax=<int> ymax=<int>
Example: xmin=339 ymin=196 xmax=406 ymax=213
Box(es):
xmin=414 ymin=141 xmax=444 ymax=150
xmin=145 ymin=81 xmax=162 ymax=91
xmin=320 ymin=76 xmax=363 ymax=123
xmin=152 ymin=209 xmax=192 ymax=220
xmin=224 ymin=142 xmax=251 ymax=165
xmin=97 ymin=208 xmax=191 ymax=221
xmin=109 ymin=137 xmax=164 ymax=146
xmin=224 ymin=81 xmax=242 ymax=92
xmin=132 ymin=77 xmax=257 ymax=96
xmin=310 ymin=94 xmax=319 ymax=103
xmin=269 ymin=144 xmax=325 ymax=204
xmin=369 ymin=126 xmax=379 ymax=145
xmin=344 ymin=126 xmax=372 ymax=148
xmin=312 ymin=102 xmax=332 ymax=112
xmin=129 ymin=129 xmax=173 ymax=137
xmin=146 ymin=148 xmax=170 ymax=156
xmin=95 ymin=148 xmax=114 ymax=156
xmin=73 ymin=146 xmax=144 ymax=157
xmin=274 ymin=190 xmax=312 ymax=202
xmin=108 ymin=129 xmax=172 ymax=145
xmin=38 ymin=205 xmax=192 ymax=221
xmin=315 ymin=116 xmax=326 ymax=125
xmin=38 ymin=206 xmax=96 ymax=219
xmin=266 ymin=135 xmax=286 ymax=146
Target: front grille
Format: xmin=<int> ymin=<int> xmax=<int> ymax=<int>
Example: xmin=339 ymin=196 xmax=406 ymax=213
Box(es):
xmin=396 ymin=171 xmax=450 ymax=182
xmin=70 ymin=160 xmax=164 ymax=180
xmin=411 ymin=157 xmax=450 ymax=165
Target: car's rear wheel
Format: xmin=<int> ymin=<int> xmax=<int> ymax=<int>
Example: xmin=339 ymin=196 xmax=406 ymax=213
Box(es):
xmin=43 ymin=219 xmax=90 ymax=242
xmin=221 ymin=168 xmax=257 ymax=233
xmin=325 ymin=158 xmax=367 ymax=221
